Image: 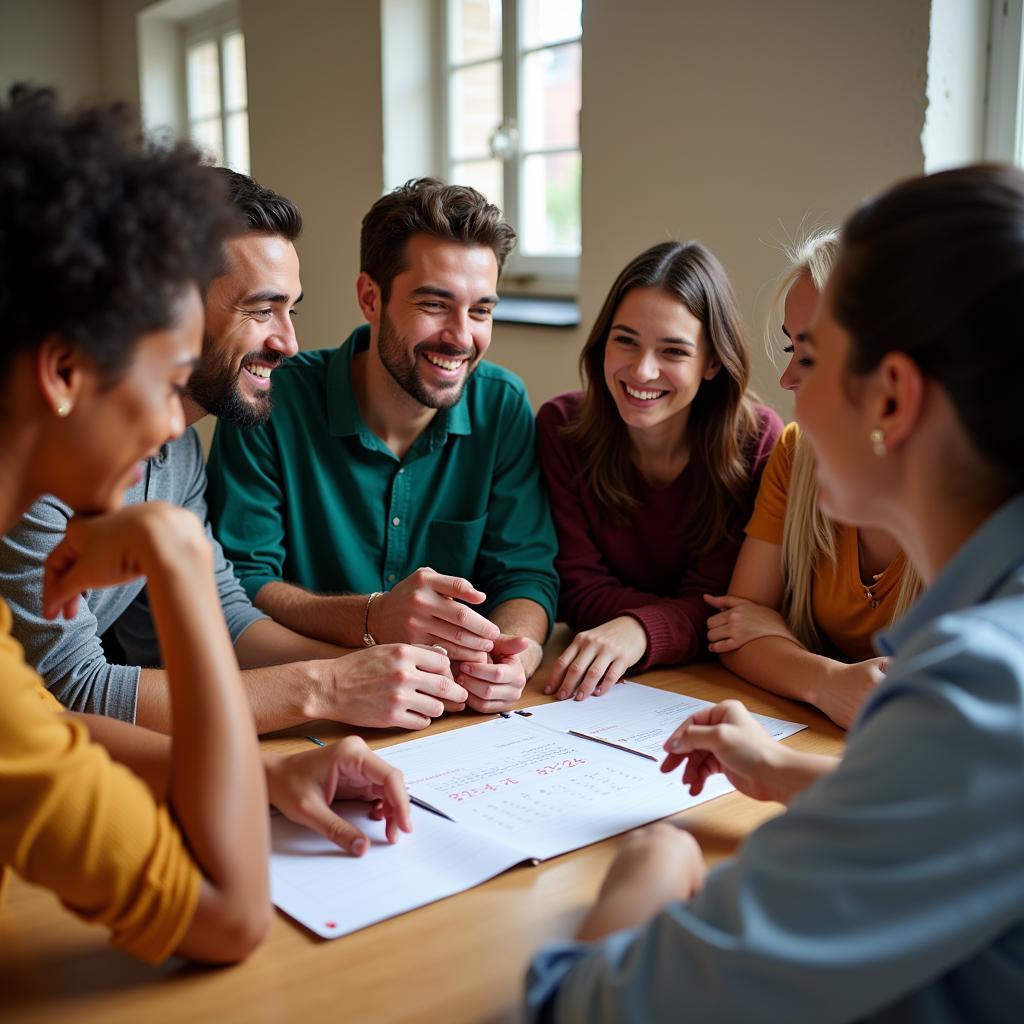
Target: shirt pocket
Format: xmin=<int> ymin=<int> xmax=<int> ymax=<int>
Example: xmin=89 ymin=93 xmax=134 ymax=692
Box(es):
xmin=426 ymin=514 xmax=488 ymax=580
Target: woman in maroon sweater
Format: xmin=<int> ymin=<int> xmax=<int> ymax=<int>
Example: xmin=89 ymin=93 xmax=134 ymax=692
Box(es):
xmin=537 ymin=241 xmax=781 ymax=700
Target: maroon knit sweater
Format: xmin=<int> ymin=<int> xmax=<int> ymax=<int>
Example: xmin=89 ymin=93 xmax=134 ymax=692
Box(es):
xmin=536 ymin=391 xmax=782 ymax=671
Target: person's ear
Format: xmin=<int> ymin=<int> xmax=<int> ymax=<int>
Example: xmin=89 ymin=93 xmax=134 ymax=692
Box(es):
xmin=35 ymin=336 xmax=88 ymax=418
xmin=871 ymin=351 xmax=924 ymax=454
xmin=356 ymin=272 xmax=383 ymax=325
xmin=702 ymin=356 xmax=722 ymax=381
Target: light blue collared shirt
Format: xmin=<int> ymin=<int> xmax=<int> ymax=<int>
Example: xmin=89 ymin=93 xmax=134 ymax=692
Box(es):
xmin=527 ymin=494 xmax=1024 ymax=1022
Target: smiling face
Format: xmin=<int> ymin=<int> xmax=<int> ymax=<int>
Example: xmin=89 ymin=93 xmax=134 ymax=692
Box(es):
xmin=368 ymin=234 xmax=499 ymax=410
xmin=51 ymin=286 xmax=203 ymax=514
xmin=187 ymin=232 xmax=302 ymax=427
xmin=601 ymin=286 xmax=720 ymax=437
xmin=779 ymin=272 xmax=820 ymax=392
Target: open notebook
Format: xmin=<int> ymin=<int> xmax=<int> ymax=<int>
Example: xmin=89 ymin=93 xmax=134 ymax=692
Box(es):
xmin=270 ymin=682 xmax=806 ymax=938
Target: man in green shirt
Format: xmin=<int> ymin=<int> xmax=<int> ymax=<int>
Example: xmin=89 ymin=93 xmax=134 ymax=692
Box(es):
xmin=207 ymin=178 xmax=558 ymax=716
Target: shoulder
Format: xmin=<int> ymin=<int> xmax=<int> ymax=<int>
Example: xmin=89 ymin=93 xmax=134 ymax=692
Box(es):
xmin=464 ymin=362 xmax=535 ymax=432
xmin=752 ymin=403 xmax=784 ymax=446
xmin=8 ymin=494 xmax=72 ymax=533
xmin=470 ymin=360 xmax=531 ymax=403
xmin=867 ymin=588 xmax=1024 ymax=742
xmin=536 ymin=390 xmax=584 ymax=434
xmin=745 ymin=403 xmax=785 ymax=473
xmin=167 ymin=426 xmax=204 ymax=465
xmin=273 ymin=346 xmax=334 ymax=396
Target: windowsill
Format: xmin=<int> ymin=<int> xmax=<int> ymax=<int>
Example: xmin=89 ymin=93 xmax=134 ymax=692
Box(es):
xmin=493 ymin=296 xmax=581 ymax=328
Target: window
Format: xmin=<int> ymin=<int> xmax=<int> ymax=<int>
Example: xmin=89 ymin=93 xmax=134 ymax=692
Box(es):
xmin=444 ymin=0 xmax=582 ymax=284
xmin=985 ymin=0 xmax=1024 ymax=165
xmin=184 ymin=16 xmax=250 ymax=172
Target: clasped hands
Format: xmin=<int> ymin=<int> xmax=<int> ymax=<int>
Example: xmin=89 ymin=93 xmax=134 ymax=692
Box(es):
xmin=364 ymin=567 xmax=533 ymax=716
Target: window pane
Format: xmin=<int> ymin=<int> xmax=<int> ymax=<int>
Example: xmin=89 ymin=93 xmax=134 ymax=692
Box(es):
xmin=449 ymin=60 xmax=502 ymax=160
xmin=449 ymin=0 xmax=501 ymax=65
xmin=187 ymin=40 xmax=221 ymax=119
xmin=451 ymin=159 xmax=504 ymax=211
xmin=190 ymin=117 xmax=224 ymax=164
xmin=225 ymin=111 xmax=250 ymax=173
xmin=522 ymin=0 xmax=581 ymax=48
xmin=521 ymin=151 xmax=580 ymax=256
xmin=222 ymin=31 xmax=247 ymax=110
xmin=522 ymin=42 xmax=580 ymax=150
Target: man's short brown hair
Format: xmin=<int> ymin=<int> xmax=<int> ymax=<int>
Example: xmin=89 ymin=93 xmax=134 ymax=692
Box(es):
xmin=360 ymin=177 xmax=516 ymax=302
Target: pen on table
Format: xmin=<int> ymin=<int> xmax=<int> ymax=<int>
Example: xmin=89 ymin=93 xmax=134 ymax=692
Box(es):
xmin=304 ymin=734 xmax=326 ymax=747
xmin=567 ymin=728 xmax=658 ymax=762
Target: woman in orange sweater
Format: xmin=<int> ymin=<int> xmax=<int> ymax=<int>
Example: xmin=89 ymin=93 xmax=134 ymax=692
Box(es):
xmin=704 ymin=231 xmax=920 ymax=727
xmin=0 ymin=86 xmax=410 ymax=965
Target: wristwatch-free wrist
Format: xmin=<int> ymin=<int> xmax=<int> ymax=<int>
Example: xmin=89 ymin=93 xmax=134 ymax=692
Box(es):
xmin=362 ymin=591 xmax=383 ymax=647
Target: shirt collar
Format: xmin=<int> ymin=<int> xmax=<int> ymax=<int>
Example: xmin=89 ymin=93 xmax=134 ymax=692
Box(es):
xmin=327 ymin=325 xmax=368 ymax=438
xmin=326 ymin=323 xmax=472 ymax=442
xmin=876 ymin=492 xmax=1024 ymax=656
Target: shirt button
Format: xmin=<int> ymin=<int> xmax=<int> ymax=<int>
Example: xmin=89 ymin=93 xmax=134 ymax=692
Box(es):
xmin=397 ymin=467 xmax=405 ymax=475
xmin=392 ymin=516 xmax=401 ymax=526
xmin=387 ymin=573 xmax=396 ymax=582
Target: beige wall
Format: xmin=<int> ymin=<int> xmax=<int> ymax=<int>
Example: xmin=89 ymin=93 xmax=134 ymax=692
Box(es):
xmin=575 ymin=0 xmax=930 ymax=420
xmin=3 ymin=0 xmax=936 ymax=422
xmin=0 ymin=0 xmax=101 ymax=101
xmin=243 ymin=0 xmax=383 ymax=349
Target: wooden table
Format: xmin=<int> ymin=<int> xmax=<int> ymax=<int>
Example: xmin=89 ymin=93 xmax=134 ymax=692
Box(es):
xmin=0 ymin=636 xmax=843 ymax=1023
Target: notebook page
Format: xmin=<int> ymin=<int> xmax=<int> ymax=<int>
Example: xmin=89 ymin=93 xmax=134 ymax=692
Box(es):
xmin=270 ymin=801 xmax=522 ymax=939
xmin=380 ymin=716 xmax=732 ymax=862
xmin=529 ymin=681 xmax=807 ymax=760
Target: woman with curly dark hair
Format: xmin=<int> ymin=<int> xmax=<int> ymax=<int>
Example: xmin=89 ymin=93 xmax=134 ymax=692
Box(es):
xmin=0 ymin=86 xmax=410 ymax=965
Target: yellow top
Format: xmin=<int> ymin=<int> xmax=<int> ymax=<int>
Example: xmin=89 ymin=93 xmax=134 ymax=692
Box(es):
xmin=0 ymin=599 xmax=201 ymax=964
xmin=745 ymin=422 xmax=908 ymax=662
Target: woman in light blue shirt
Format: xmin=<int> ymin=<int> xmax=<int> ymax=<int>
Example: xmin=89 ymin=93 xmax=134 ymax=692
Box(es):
xmin=527 ymin=164 xmax=1024 ymax=1022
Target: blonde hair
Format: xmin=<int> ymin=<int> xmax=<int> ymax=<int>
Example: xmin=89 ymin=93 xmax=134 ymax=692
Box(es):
xmin=770 ymin=230 xmax=921 ymax=650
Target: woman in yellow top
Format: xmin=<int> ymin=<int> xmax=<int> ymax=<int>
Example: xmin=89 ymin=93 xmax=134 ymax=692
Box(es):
xmin=0 ymin=86 xmax=410 ymax=966
xmin=704 ymin=231 xmax=920 ymax=727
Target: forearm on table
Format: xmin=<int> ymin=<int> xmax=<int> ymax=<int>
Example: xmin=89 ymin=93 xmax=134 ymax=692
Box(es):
xmin=254 ymin=580 xmax=367 ymax=647
xmin=234 ymin=617 xmax=352 ymax=667
xmin=135 ymin=658 xmax=329 ymax=735
xmin=491 ymin=598 xmax=548 ymax=676
xmin=720 ymin=635 xmax=841 ymax=707
xmin=71 ymin=711 xmax=302 ymax=816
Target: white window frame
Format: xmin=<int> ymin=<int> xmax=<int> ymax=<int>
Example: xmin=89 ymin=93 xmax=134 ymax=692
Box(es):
xmin=441 ymin=0 xmax=581 ymax=289
xmin=985 ymin=0 xmax=1024 ymax=164
xmin=181 ymin=2 xmax=250 ymax=172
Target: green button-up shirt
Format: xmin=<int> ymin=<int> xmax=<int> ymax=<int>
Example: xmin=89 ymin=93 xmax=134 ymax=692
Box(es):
xmin=206 ymin=325 xmax=558 ymax=627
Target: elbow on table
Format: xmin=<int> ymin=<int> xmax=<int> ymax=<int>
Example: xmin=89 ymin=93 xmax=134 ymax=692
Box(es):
xmin=177 ymin=889 xmax=273 ymax=964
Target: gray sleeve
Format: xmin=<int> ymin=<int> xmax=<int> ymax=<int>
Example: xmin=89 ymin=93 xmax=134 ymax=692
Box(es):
xmin=0 ymin=498 xmax=141 ymax=721
xmin=179 ymin=431 xmax=267 ymax=642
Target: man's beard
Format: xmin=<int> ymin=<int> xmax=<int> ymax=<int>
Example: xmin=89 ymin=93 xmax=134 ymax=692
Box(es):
xmin=187 ymin=335 xmax=279 ymax=429
xmin=378 ymin=309 xmax=474 ymax=410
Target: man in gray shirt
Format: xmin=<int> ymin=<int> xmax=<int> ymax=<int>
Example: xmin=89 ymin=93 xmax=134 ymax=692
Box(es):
xmin=0 ymin=170 xmax=464 ymax=733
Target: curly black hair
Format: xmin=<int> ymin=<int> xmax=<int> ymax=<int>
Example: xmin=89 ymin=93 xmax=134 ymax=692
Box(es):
xmin=0 ymin=84 xmax=241 ymax=381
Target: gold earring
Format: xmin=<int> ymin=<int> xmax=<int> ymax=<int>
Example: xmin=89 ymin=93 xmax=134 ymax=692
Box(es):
xmin=869 ymin=427 xmax=886 ymax=457
xmin=55 ymin=400 xmax=71 ymax=418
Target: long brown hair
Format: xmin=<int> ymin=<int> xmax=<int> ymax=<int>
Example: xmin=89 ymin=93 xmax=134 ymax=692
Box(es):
xmin=566 ymin=241 xmax=761 ymax=555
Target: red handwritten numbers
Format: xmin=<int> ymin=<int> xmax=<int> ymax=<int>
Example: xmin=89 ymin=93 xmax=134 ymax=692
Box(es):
xmin=535 ymin=758 xmax=587 ymax=777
